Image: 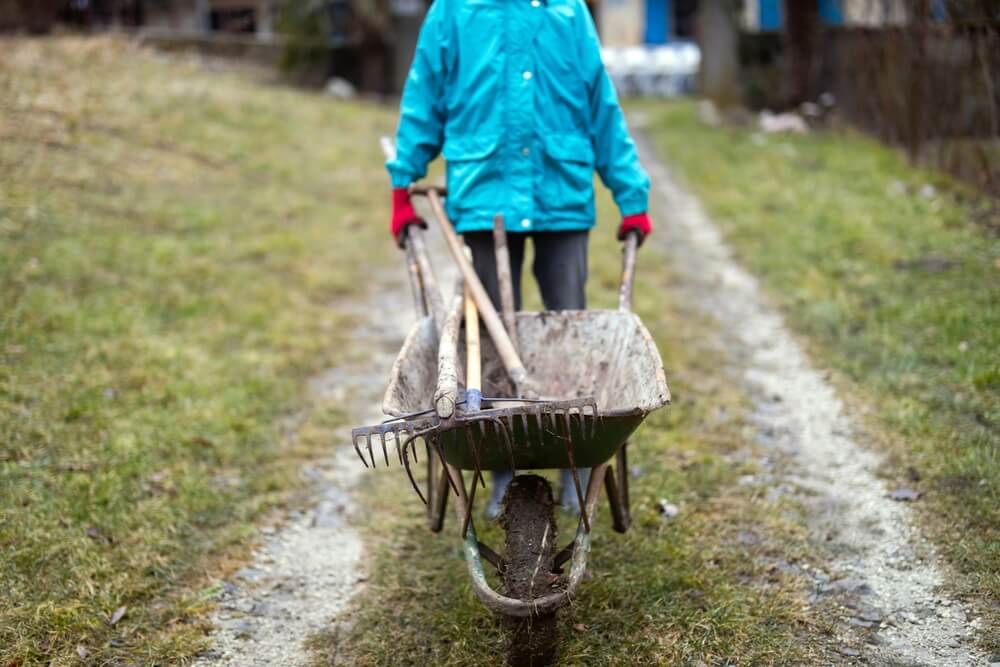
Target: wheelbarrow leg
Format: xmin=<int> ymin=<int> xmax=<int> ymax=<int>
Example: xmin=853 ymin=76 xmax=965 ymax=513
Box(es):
xmin=618 ymin=442 xmax=631 ymax=512
xmin=605 ymin=443 xmax=632 ymax=533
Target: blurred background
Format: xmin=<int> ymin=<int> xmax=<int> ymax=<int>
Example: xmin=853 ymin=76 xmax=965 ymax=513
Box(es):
xmin=2 ymin=0 xmax=997 ymax=195
xmin=2 ymin=2 xmax=999 ymax=664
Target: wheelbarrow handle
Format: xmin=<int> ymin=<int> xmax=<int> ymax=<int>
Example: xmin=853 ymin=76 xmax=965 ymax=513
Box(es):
xmin=378 ymin=137 xmax=447 ymax=329
xmin=404 ymin=227 xmax=447 ymax=330
xmin=409 ymin=183 xmax=448 ymax=197
xmin=618 ymin=229 xmax=640 ymax=312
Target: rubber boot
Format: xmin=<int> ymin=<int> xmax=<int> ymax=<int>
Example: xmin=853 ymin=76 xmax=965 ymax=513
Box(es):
xmin=484 ymin=469 xmax=514 ymax=520
xmin=559 ymin=468 xmax=591 ymax=514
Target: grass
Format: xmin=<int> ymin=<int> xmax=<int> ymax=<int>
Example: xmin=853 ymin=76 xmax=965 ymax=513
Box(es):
xmin=6 ymin=37 xmax=993 ymax=665
xmin=0 ymin=37 xmax=396 ymax=664
xmin=641 ymin=101 xmax=1000 ymax=649
xmin=316 ymin=173 xmax=830 ymax=664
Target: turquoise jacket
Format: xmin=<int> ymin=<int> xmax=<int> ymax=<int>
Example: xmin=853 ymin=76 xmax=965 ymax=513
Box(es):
xmin=386 ymin=0 xmax=649 ymax=233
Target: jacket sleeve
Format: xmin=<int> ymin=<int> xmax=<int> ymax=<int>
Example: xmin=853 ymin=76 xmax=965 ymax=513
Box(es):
xmin=386 ymin=1 xmax=448 ymax=188
xmin=580 ymin=7 xmax=650 ymax=216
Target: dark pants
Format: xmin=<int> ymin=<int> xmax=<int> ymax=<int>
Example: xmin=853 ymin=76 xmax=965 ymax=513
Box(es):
xmin=463 ymin=230 xmax=591 ymax=516
xmin=462 ymin=231 xmax=588 ymax=312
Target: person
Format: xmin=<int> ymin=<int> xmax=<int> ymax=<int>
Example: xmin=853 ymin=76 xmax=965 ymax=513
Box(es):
xmin=386 ymin=0 xmax=652 ymax=519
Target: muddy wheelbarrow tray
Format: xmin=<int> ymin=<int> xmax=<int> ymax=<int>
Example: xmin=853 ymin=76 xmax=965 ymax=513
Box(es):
xmin=382 ymin=308 xmax=669 ymax=471
xmin=370 ymin=300 xmax=669 ymax=624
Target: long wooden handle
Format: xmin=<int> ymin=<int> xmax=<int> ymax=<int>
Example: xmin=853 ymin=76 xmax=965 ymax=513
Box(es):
xmin=407 ymin=228 xmax=446 ymax=330
xmin=434 ymin=282 xmax=465 ymax=419
xmin=425 ymin=189 xmax=532 ymax=393
xmin=492 ymin=214 xmax=520 ymax=353
xmin=464 ymin=285 xmax=482 ymax=411
xmin=379 ymin=137 xmax=446 ymax=329
xmin=618 ymin=230 xmax=639 ymax=312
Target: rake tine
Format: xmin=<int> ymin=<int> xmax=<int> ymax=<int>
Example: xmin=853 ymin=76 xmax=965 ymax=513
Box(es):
xmin=380 ymin=430 xmax=391 ymax=467
xmin=354 ymin=433 xmax=370 ymax=469
xmin=462 ymin=466 xmax=481 ymax=538
xmin=366 ymin=432 xmax=377 ymax=469
xmin=511 ymin=413 xmax=525 ymax=446
xmin=528 ymin=411 xmax=542 ymax=446
xmin=585 ymin=403 xmax=596 ymax=441
xmin=561 ymin=411 xmax=589 ymax=532
xmin=500 ymin=415 xmax=515 ymax=447
xmin=540 ymin=412 xmax=562 ymax=440
xmin=395 ymin=434 xmax=404 ymax=466
xmin=493 ymin=417 xmax=517 ymax=474
xmin=469 ymin=420 xmax=486 ymax=463
xmin=593 ymin=400 xmax=604 ymax=436
xmin=466 ymin=427 xmax=486 ymax=489
xmin=567 ymin=406 xmax=581 ymax=443
xmin=432 ymin=436 xmax=461 ymax=498
xmin=401 ymin=432 xmax=428 ymax=505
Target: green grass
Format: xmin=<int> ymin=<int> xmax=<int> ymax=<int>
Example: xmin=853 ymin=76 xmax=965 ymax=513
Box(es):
xmin=641 ymin=101 xmax=1000 ymax=648
xmin=0 ymin=37 xmax=396 ymax=664
xmin=7 ymin=38 xmax=993 ymax=665
xmin=318 ymin=175 xmax=827 ymax=665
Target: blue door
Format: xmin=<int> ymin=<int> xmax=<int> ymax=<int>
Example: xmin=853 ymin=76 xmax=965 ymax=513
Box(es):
xmin=759 ymin=0 xmax=782 ymax=31
xmin=818 ymin=0 xmax=844 ymax=25
xmin=644 ymin=0 xmax=670 ymax=44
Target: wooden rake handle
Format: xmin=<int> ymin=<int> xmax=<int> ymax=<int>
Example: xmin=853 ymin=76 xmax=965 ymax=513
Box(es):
xmin=464 ymin=283 xmax=482 ymax=411
xmin=421 ymin=187 xmax=535 ymax=396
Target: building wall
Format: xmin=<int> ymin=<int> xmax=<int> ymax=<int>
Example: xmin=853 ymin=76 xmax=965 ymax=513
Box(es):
xmin=142 ymin=0 xmax=202 ymax=31
xmin=842 ymin=0 xmax=909 ymax=27
xmin=143 ymin=0 xmax=279 ymax=34
xmin=743 ymin=0 xmax=912 ymax=32
xmin=743 ymin=0 xmax=782 ymax=32
xmin=742 ymin=0 xmax=758 ymax=30
xmin=600 ymin=0 xmax=644 ymax=47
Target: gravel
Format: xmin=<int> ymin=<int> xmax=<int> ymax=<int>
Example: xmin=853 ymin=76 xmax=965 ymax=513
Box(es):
xmin=193 ymin=277 xmax=414 ymax=666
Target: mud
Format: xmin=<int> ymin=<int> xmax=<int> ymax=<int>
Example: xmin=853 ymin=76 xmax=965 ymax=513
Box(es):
xmin=501 ymin=474 xmax=559 ymax=667
xmin=632 ymin=117 xmax=988 ymax=666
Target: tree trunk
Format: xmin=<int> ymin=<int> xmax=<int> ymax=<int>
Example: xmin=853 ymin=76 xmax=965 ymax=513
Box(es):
xmin=15 ymin=0 xmax=58 ymax=33
xmin=697 ymin=0 xmax=741 ymax=108
xmin=782 ymin=0 xmax=820 ymax=108
xmin=905 ymin=0 xmax=931 ymax=162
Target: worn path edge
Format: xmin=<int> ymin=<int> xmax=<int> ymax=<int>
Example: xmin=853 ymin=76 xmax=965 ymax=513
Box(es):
xmin=633 ymin=116 xmax=986 ymax=666
xmin=191 ymin=279 xmax=412 ymax=666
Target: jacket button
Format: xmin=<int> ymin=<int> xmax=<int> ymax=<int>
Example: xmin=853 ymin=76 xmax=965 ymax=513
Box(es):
xmin=521 ymin=219 xmax=531 ymax=228
xmin=522 ymin=147 xmax=530 ymax=156
xmin=522 ymin=71 xmax=532 ymax=81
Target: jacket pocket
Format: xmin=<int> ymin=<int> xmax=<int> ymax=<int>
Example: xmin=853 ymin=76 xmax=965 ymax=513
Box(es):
xmin=443 ymin=134 xmax=503 ymax=213
xmin=541 ymin=134 xmax=595 ymax=210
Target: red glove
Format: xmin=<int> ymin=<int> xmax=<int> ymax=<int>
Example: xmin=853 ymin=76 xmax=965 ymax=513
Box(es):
xmin=391 ymin=188 xmax=427 ymax=248
xmin=617 ymin=212 xmax=652 ymax=245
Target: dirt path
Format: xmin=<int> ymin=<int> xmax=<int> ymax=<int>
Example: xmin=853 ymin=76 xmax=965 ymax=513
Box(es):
xmin=633 ymin=118 xmax=987 ymax=666
xmin=192 ymin=126 xmax=988 ymax=665
xmin=192 ymin=279 xmax=413 ymax=666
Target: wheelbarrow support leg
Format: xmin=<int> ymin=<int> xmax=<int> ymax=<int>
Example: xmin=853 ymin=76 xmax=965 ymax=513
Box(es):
xmin=604 ymin=457 xmax=631 ymax=533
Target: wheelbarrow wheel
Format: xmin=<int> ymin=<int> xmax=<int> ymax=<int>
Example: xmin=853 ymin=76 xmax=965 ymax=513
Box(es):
xmin=500 ymin=474 xmax=559 ymax=667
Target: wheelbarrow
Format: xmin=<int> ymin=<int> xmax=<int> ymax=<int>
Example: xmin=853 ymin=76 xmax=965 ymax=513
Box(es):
xmin=352 ymin=181 xmax=670 ymax=665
